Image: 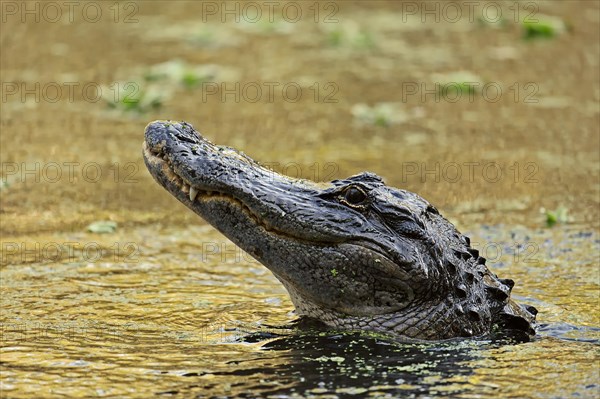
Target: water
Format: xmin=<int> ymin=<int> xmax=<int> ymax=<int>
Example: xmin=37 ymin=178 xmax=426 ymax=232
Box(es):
xmin=1 ymin=225 xmax=598 ymax=398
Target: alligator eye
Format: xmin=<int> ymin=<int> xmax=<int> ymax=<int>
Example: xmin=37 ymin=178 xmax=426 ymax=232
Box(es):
xmin=344 ymin=186 xmax=368 ymax=206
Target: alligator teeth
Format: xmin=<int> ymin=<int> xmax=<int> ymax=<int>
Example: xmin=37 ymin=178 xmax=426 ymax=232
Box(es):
xmin=189 ymin=187 xmax=199 ymax=201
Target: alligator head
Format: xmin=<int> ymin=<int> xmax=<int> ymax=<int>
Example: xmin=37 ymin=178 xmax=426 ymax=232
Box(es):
xmin=143 ymin=120 xmax=537 ymax=341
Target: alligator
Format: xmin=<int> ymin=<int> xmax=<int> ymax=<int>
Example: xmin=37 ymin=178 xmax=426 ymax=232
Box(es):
xmin=143 ymin=120 xmax=537 ymax=341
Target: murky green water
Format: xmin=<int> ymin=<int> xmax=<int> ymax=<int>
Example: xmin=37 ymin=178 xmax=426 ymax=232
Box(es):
xmin=1 ymin=1 xmax=599 ymax=398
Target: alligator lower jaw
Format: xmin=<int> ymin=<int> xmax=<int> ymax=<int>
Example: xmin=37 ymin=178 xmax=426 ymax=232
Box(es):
xmin=143 ymin=141 xmax=314 ymax=242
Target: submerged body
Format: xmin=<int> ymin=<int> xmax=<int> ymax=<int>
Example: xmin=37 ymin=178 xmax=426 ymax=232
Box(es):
xmin=143 ymin=121 xmax=537 ymax=341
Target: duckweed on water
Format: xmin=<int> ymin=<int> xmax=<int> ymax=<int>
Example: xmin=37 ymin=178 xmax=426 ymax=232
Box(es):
xmin=327 ymin=29 xmax=375 ymax=49
xmin=107 ymin=60 xmax=220 ymax=113
xmin=522 ymin=15 xmax=567 ymax=40
xmin=182 ymin=72 xmax=205 ymax=88
xmin=312 ymin=356 xmax=345 ymax=364
xmin=147 ymin=59 xmax=218 ymax=88
xmin=432 ymin=71 xmax=484 ymax=99
xmin=105 ymin=81 xmax=163 ymax=113
xmin=351 ymin=103 xmax=407 ymax=127
xmin=324 ymin=21 xmax=375 ymax=49
xmin=544 ymin=206 xmax=570 ymax=227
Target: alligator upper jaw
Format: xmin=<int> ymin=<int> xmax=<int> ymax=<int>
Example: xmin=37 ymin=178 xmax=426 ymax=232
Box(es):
xmin=143 ymin=140 xmax=302 ymax=240
xmin=144 ymin=120 xmax=276 ymax=226
xmin=143 ymin=140 xmax=224 ymax=203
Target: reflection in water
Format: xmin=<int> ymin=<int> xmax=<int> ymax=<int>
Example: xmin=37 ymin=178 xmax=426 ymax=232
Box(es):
xmin=223 ymin=331 xmax=492 ymax=398
xmin=1 ymin=225 xmax=598 ymax=398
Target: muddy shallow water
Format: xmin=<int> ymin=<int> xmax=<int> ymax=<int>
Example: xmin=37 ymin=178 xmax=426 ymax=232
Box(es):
xmin=1 ymin=1 xmax=599 ymax=398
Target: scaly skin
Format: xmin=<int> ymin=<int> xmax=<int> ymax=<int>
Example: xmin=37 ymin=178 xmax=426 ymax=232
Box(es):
xmin=143 ymin=120 xmax=537 ymax=341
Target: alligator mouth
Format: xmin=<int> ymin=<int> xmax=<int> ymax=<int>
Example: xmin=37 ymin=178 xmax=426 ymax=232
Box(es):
xmin=142 ymin=141 xmax=312 ymax=241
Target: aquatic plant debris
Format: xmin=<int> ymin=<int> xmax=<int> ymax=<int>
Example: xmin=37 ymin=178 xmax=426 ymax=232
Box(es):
xmin=105 ymin=60 xmax=222 ymax=113
xmin=431 ymin=71 xmax=484 ymax=98
xmin=522 ymin=15 xmax=567 ymax=40
xmin=543 ymin=206 xmax=570 ymax=227
xmin=87 ymin=221 xmax=118 ymax=234
xmin=106 ymin=85 xmax=163 ymax=113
